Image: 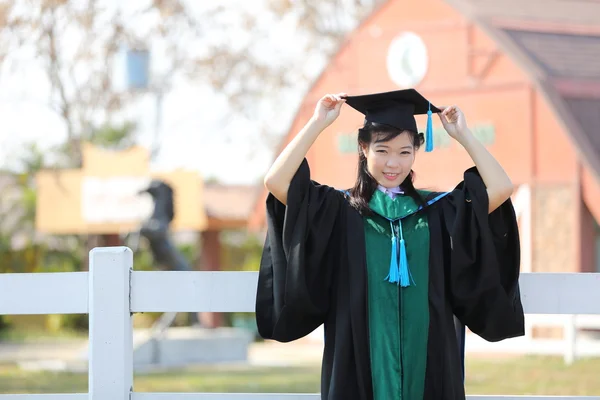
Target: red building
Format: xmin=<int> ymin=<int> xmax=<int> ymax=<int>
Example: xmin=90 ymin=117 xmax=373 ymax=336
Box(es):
xmin=249 ymin=0 xmax=600 ymax=276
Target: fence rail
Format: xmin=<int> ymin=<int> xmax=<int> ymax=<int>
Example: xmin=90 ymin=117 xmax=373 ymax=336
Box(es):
xmin=3 ymin=395 xmax=600 ymax=400
xmin=0 ymin=247 xmax=599 ymax=400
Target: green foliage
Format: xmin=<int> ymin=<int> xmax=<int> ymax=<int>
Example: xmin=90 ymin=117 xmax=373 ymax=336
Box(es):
xmin=220 ymin=231 xmax=263 ymax=272
xmin=178 ymin=242 xmax=200 ymax=267
xmin=132 ymin=246 xmax=156 ymax=272
xmin=216 ymin=231 xmax=263 ymax=334
xmin=0 ymin=316 xmax=10 ymax=331
xmin=0 ymin=237 xmax=84 ymax=274
xmin=88 ymin=123 xmax=138 ymax=150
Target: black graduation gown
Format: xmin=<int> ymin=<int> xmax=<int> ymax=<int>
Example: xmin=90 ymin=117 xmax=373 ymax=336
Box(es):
xmin=255 ymin=159 xmax=525 ymax=400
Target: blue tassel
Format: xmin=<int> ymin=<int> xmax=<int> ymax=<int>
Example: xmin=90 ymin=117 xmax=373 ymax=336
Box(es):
xmin=385 ymin=235 xmax=400 ymax=284
xmin=398 ymin=238 xmax=411 ymax=287
xmin=398 ymin=219 xmax=415 ymax=287
xmin=425 ymin=102 xmax=433 ymax=152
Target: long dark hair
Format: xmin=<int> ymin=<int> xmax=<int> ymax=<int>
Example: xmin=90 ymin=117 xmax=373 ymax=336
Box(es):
xmin=349 ymin=122 xmax=425 ymax=215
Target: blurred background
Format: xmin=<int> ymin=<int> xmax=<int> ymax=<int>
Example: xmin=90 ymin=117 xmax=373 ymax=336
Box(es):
xmin=0 ymin=0 xmax=599 ymax=395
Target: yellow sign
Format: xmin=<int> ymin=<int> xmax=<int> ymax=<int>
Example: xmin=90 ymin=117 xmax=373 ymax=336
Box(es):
xmin=35 ymin=143 xmax=208 ymax=234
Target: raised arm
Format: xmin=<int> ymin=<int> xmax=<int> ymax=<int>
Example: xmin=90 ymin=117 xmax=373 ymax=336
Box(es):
xmin=264 ymin=93 xmax=346 ymax=205
xmin=438 ymin=106 xmax=514 ymax=213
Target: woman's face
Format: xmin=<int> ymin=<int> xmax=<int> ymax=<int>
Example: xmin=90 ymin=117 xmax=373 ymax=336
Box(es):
xmin=361 ymin=131 xmax=416 ymax=189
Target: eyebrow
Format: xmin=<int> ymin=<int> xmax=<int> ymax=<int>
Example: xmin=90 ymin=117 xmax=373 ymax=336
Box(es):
xmin=374 ymin=144 xmax=413 ymax=149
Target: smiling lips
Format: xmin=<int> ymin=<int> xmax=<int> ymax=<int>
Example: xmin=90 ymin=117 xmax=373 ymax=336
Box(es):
xmin=383 ymin=173 xmax=399 ymax=181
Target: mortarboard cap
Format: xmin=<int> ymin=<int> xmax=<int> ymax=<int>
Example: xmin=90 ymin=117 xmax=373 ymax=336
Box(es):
xmin=342 ymin=89 xmax=441 ymax=152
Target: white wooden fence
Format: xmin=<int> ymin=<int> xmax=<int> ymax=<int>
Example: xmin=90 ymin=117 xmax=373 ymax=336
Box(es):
xmin=0 ymin=246 xmax=599 ymax=400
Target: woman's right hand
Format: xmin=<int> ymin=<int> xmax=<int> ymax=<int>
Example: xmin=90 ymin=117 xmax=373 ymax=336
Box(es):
xmin=312 ymin=93 xmax=347 ymax=128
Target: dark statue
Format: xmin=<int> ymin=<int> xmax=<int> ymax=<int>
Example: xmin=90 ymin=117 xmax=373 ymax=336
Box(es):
xmin=139 ymin=179 xmax=199 ymax=326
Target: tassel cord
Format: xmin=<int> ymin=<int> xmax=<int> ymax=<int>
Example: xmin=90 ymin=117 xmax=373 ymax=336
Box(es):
xmin=425 ymin=101 xmax=433 ymax=152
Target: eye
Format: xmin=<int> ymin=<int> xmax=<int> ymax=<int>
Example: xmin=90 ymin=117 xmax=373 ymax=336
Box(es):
xmin=401 ymin=151 xmax=412 ymax=155
xmin=376 ymin=150 xmax=387 ymax=154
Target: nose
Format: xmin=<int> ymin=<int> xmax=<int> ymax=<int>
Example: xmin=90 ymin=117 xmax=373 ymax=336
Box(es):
xmin=386 ymin=157 xmax=400 ymax=168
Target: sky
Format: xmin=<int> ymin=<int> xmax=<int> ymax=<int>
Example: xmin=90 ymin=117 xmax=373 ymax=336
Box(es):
xmin=0 ymin=0 xmax=331 ymax=185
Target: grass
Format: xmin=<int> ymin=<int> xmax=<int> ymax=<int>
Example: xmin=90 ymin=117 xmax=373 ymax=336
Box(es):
xmin=0 ymin=328 xmax=87 ymax=343
xmin=0 ymin=356 xmax=599 ymax=395
xmin=465 ymin=355 xmax=600 ymax=396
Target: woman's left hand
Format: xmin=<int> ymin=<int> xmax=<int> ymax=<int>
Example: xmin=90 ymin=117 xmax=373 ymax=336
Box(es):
xmin=438 ymin=105 xmax=469 ymax=141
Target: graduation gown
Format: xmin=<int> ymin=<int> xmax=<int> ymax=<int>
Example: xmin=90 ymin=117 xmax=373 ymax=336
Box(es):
xmin=255 ymin=159 xmax=525 ymax=400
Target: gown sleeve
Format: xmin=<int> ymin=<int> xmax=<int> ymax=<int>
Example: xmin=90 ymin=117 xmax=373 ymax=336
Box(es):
xmin=440 ymin=167 xmax=525 ymax=342
xmin=255 ymin=159 xmax=345 ymax=343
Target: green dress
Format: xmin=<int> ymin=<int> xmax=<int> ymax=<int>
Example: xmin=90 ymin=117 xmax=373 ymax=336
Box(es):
xmin=365 ymin=189 xmax=434 ymax=400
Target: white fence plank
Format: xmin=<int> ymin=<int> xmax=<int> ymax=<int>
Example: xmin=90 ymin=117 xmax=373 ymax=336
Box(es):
xmin=131 ymin=271 xmax=259 ymax=312
xmin=1 ymin=271 xmax=598 ymax=316
xmin=0 ymin=272 xmax=88 ymax=315
xmin=0 ymin=396 xmax=88 ymax=399
xmin=131 ymin=272 xmax=600 ymax=314
xmin=88 ymin=247 xmax=133 ymax=400
xmin=0 ymin=395 xmax=597 ymax=400
xmin=133 ymin=395 xmax=319 ymax=400
xmin=131 ymin=395 xmax=600 ymax=400
xmin=520 ymin=273 xmax=600 ymax=314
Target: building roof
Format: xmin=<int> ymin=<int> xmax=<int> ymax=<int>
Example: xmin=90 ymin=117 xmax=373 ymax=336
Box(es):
xmin=446 ymin=0 xmax=600 ymax=180
xmin=457 ymin=0 xmax=600 ymax=26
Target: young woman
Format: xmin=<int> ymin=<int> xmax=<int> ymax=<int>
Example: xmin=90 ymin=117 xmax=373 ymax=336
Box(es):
xmin=255 ymin=89 xmax=525 ymax=400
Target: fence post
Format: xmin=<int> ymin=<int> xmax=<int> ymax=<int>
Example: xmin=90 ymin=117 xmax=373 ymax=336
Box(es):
xmin=89 ymin=246 xmax=133 ymax=400
xmin=564 ymin=314 xmax=577 ymax=365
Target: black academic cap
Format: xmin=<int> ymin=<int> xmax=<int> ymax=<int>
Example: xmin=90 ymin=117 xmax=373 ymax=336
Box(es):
xmin=343 ymin=89 xmax=441 ymax=152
